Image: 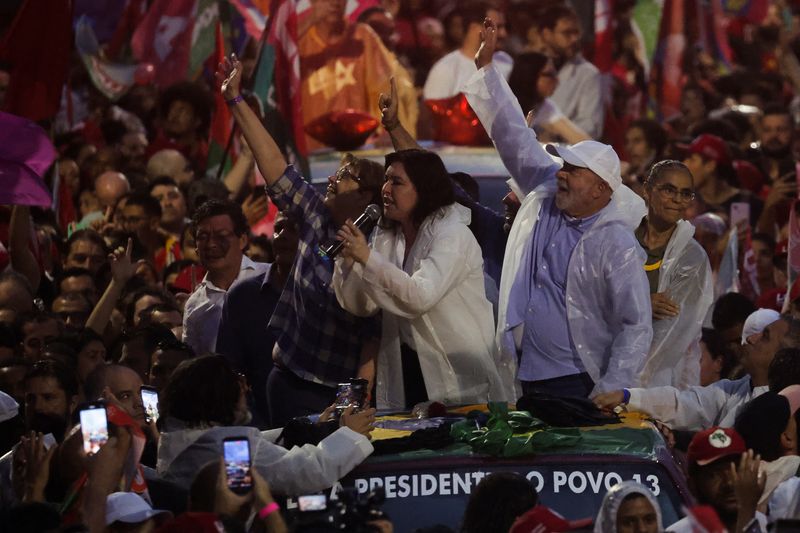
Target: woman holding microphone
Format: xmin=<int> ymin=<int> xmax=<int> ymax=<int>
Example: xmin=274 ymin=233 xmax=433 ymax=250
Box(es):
xmin=333 ymin=148 xmax=510 ymax=409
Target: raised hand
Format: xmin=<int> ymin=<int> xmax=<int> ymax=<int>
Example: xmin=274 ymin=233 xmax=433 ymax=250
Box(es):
xmin=109 ymin=238 xmax=142 ymax=285
xmin=241 ymin=192 xmax=270 ymax=227
xmin=217 ymin=53 xmax=243 ymax=100
xmin=20 ymin=432 xmax=57 ymax=502
xmin=378 ymin=77 xmax=400 ymax=130
xmin=475 ymin=17 xmax=498 ymax=70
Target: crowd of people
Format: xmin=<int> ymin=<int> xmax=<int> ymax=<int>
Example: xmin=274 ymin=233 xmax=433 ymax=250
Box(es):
xmin=4 ymin=0 xmax=800 ymax=531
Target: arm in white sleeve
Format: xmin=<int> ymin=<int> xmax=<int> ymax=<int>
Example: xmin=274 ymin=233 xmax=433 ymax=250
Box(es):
xmin=627 ymin=384 xmax=728 ymax=431
xmin=333 ymin=259 xmax=379 ymax=318
xmin=571 ymin=69 xmax=604 ymax=139
xmin=594 ymin=240 xmax=653 ymax=393
xmin=462 ymin=64 xmax=559 ymax=196
xmin=254 ymin=427 xmax=373 ymax=495
xmin=359 ymin=228 xmax=471 ymax=319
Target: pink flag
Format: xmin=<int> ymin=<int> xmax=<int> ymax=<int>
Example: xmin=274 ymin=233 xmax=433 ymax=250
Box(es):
xmin=0 ymin=112 xmax=55 ymax=206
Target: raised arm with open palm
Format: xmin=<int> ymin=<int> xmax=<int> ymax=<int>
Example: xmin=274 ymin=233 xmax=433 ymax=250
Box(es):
xmin=216 ymin=54 xmax=287 ymax=185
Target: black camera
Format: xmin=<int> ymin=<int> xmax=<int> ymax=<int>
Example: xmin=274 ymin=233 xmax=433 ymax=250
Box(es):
xmin=289 ymin=487 xmax=387 ymax=532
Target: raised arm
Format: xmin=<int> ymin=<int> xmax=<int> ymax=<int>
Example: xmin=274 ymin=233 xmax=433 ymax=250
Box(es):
xmin=216 ymin=54 xmax=287 ymax=186
xmin=85 ymin=239 xmax=140 ymax=335
xmin=462 ymin=18 xmax=559 ymax=196
xmin=380 ymin=76 xmax=421 ymax=151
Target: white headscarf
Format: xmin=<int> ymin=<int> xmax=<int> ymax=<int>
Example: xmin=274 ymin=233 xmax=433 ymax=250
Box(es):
xmin=593 ymin=481 xmax=663 ymax=533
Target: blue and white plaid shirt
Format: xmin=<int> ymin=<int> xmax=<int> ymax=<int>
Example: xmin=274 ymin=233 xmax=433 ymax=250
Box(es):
xmin=266 ymin=165 xmax=380 ymax=387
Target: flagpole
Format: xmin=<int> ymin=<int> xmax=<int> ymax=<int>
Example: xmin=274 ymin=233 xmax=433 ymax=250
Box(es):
xmin=215 ymin=0 xmax=278 ymax=181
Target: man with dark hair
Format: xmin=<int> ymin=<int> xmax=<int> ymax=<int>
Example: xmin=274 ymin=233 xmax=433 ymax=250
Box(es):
xmin=16 ymin=312 xmax=62 ymax=362
xmin=119 ymin=192 xmax=164 ymax=265
xmin=768 ymin=347 xmax=800 ymax=392
xmin=182 ymin=199 xmax=268 ymax=355
xmin=55 ymin=267 xmax=97 ymax=303
xmin=712 ymin=292 xmax=758 ymax=363
xmin=63 ymin=229 xmax=108 ymax=276
xmin=423 ymin=0 xmax=510 ymax=99
xmin=537 ymin=3 xmax=603 ymax=138
xmin=148 ymin=81 xmax=213 ymax=172
xmin=217 ymin=211 xmax=299 ymax=427
xmin=148 ymin=339 xmax=195 ymax=392
xmin=148 ymin=176 xmax=188 ymax=238
xmin=22 ymin=360 xmax=78 ymax=442
xmin=752 ymin=104 xmax=795 ymax=182
xmin=751 ymin=232 xmax=777 ymax=294
xmin=119 ymin=323 xmax=176 ymax=382
xmin=51 ymin=292 xmax=93 ymax=331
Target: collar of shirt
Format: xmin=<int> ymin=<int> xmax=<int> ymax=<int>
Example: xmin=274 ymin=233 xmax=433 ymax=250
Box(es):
xmin=561 ymin=206 xmax=603 ymax=230
xmin=200 ymin=255 xmax=263 ymax=293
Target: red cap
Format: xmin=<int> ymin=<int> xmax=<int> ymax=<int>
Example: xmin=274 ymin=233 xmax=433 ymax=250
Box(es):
xmin=509 ymin=506 xmax=593 ymax=533
xmin=156 ymin=512 xmax=224 ymax=533
xmin=679 ymin=134 xmax=731 ymax=166
xmin=687 ymin=427 xmax=746 ymax=466
xmin=733 ymin=159 xmax=766 ymax=193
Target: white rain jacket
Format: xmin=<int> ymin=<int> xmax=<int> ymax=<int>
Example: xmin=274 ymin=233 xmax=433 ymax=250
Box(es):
xmin=639 ymin=220 xmax=714 ymax=388
xmin=627 ymin=376 xmax=768 ymax=430
xmin=156 ymin=425 xmax=372 ymax=495
xmin=462 ymin=64 xmax=652 ymax=395
xmin=333 ymin=203 xmax=511 ymax=409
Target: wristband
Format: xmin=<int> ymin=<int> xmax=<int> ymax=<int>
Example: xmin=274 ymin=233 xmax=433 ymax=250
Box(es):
xmin=226 ymin=94 xmax=244 ymax=106
xmin=622 ymin=389 xmax=631 ymax=405
xmin=258 ymin=501 xmax=280 ymax=520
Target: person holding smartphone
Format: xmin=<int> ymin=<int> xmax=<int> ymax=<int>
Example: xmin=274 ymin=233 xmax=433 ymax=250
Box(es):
xmin=157 ymin=355 xmax=375 ymax=495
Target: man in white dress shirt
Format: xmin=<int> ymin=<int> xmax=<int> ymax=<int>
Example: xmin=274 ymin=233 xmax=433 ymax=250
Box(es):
xmin=182 ymin=199 xmax=269 ymax=355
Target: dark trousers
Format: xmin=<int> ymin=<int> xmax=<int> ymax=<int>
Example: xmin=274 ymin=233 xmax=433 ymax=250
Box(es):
xmin=266 ymin=366 xmax=337 ymax=428
xmin=401 ymin=343 xmax=428 ymax=408
xmin=521 ymin=372 xmax=594 ymax=398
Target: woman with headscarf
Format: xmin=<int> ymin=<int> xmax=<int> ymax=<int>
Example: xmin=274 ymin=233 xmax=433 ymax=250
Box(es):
xmin=594 ymin=481 xmax=662 ymax=533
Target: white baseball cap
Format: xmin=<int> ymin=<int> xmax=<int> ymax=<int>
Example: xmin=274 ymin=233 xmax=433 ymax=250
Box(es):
xmin=546 ymin=141 xmax=622 ymax=191
xmin=741 ymin=308 xmax=781 ymax=345
xmin=105 ymin=492 xmax=171 ymax=526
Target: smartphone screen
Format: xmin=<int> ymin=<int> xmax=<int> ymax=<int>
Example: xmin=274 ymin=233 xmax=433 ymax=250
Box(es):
xmin=79 ymin=402 xmax=109 ymax=456
xmin=730 ymin=202 xmax=750 ymax=229
xmin=141 ymin=386 xmax=159 ymax=424
xmin=223 ymin=438 xmax=252 ymax=494
xmin=298 ymin=494 xmax=327 ymax=512
xmin=334 ymin=378 xmax=369 ymax=418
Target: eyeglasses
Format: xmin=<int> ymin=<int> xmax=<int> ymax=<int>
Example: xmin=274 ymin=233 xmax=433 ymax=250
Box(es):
xmin=653 ymin=184 xmax=695 ymax=203
xmin=334 ymin=167 xmax=361 ymax=184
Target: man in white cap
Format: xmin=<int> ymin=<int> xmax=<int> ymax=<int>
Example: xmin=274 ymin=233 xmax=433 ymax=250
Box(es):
xmin=105 ymin=492 xmax=171 ymax=531
xmin=463 ymin=18 xmax=652 ymax=398
xmin=594 ymin=310 xmax=795 ymax=430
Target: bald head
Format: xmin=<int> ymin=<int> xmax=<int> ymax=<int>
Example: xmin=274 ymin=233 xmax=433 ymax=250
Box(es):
xmin=94 ymin=171 xmax=130 ymax=209
xmin=147 ymin=149 xmax=194 ymax=187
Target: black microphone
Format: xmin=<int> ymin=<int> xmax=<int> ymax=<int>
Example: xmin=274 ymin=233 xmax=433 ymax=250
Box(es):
xmin=320 ymin=204 xmax=382 ymax=259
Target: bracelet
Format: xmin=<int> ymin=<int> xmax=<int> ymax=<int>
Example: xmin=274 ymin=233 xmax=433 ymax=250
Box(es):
xmin=622 ymin=389 xmax=631 ymax=405
xmin=258 ymin=501 xmax=280 ymax=520
xmin=226 ymin=94 xmax=244 ymax=106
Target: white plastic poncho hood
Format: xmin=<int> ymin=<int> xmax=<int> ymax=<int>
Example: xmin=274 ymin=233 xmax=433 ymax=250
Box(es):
xmin=594 ymin=481 xmax=663 ymax=533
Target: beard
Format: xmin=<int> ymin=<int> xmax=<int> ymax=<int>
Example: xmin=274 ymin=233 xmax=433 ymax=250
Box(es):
xmin=762 ymin=142 xmax=791 ymax=160
xmin=26 ymin=411 xmax=69 ymax=442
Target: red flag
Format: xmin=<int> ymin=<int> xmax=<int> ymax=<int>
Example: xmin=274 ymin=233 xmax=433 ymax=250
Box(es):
xmin=207 ymin=21 xmax=234 ymax=173
xmin=131 ymin=0 xmax=196 ymax=87
xmin=593 ymin=0 xmax=614 ymax=73
xmin=0 ymin=0 xmax=73 ymax=122
xmin=266 ymin=0 xmax=307 ymax=156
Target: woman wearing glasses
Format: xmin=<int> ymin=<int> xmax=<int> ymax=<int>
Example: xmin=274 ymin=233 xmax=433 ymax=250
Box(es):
xmin=635 ymin=160 xmax=714 ymax=388
xmin=332 ymin=149 xmax=510 ymax=409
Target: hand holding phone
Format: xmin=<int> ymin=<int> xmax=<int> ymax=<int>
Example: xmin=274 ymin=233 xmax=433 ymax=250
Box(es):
xmin=79 ymin=401 xmax=109 ymax=456
xmin=140 ymin=386 xmax=159 ymax=424
xmin=223 ymin=437 xmax=252 ymax=494
xmin=333 ymin=378 xmax=369 ymax=419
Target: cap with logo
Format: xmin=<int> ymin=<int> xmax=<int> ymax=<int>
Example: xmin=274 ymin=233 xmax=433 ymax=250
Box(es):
xmin=509 ymin=505 xmax=593 ymax=533
xmin=546 ymin=141 xmax=622 ymax=191
xmin=687 ymin=427 xmax=746 ymax=467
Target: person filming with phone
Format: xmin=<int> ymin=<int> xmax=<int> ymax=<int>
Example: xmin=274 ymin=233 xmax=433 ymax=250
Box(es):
xmin=332 ymin=148 xmax=510 ymax=410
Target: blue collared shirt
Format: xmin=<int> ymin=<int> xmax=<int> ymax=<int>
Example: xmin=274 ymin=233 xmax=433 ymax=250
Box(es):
xmin=515 ymin=197 xmax=602 ymax=381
